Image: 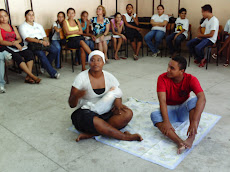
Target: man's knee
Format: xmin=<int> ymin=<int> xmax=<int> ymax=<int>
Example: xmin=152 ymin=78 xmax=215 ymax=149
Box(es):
xmin=144 ymin=34 xmax=150 ymax=42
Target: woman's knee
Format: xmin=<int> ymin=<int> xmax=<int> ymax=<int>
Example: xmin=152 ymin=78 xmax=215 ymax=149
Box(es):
xmin=123 ymin=108 xmax=133 ymax=123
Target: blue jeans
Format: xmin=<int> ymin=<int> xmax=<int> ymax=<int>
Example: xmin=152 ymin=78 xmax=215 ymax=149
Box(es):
xmin=34 ymin=44 xmax=58 ymax=78
xmin=150 ymin=97 xmax=197 ymax=126
xmin=51 ymin=40 xmax=61 ymax=68
xmin=0 ymin=51 xmax=10 ymax=87
xmin=75 ymin=39 xmax=94 ymax=63
xmin=144 ymin=30 xmax=165 ymax=53
xmin=187 ymin=38 xmax=213 ymax=62
xmin=166 ymin=33 xmax=186 ymax=54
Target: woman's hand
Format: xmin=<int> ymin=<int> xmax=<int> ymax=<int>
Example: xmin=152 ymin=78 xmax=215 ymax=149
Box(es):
xmin=121 ymin=34 xmax=127 ymax=40
xmin=91 ymin=35 xmax=96 ymax=41
xmin=136 ymin=27 xmax=142 ymax=32
xmin=13 ymin=42 xmax=23 ymax=51
xmin=100 ymin=35 xmax=105 ymax=41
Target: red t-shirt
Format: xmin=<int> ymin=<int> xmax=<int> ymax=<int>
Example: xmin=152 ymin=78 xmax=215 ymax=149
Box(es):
xmin=157 ymin=72 xmax=203 ymax=105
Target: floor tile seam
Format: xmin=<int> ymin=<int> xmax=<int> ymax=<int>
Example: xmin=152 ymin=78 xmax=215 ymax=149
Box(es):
xmin=0 ymin=123 xmax=68 ymax=172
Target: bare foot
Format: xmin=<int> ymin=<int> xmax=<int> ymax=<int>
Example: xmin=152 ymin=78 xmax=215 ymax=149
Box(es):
xmin=114 ymin=54 xmax=120 ymax=60
xmin=183 ymin=135 xmax=195 ymax=149
xmin=177 ymin=142 xmax=186 ymax=154
xmin=76 ymin=133 xmax=97 ymax=142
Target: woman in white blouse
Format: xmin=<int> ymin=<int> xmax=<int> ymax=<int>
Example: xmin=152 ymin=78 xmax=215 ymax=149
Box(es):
xmin=69 ymin=50 xmax=142 ymax=142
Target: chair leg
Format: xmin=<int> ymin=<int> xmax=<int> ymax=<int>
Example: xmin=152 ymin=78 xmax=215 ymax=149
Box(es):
xmin=4 ymin=62 xmax=9 ymax=84
xmin=188 ymin=52 xmax=191 ymax=67
xmin=147 ymin=46 xmax=149 ymax=56
xmin=34 ymin=56 xmax=39 ymax=76
xmin=71 ymin=50 xmax=74 ymax=72
xmin=142 ymin=39 xmax=144 ymax=57
xmin=126 ymin=40 xmax=129 ymax=57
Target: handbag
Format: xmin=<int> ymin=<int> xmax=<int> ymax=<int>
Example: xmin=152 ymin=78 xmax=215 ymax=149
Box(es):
xmin=28 ymin=42 xmax=50 ymax=51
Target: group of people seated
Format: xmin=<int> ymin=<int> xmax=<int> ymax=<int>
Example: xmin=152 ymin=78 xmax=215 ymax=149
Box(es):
xmin=1 ymin=3 xmax=229 ymax=93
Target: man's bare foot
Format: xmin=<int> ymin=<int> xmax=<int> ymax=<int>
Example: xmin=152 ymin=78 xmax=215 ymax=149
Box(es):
xmin=124 ymin=131 xmax=143 ymax=141
xmin=177 ymin=142 xmax=186 ymax=154
xmin=183 ymin=135 xmax=195 ymax=149
xmin=76 ymin=133 xmax=97 ymax=142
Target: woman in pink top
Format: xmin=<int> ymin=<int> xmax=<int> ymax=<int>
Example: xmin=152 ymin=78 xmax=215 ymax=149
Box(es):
xmin=111 ymin=12 xmax=126 ymax=60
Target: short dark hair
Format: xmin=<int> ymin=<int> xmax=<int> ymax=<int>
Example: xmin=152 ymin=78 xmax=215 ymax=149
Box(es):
xmin=157 ymin=5 xmax=164 ymax=10
xmin=67 ymin=8 xmax=75 ymax=14
xmin=201 ymin=4 xmax=212 ymax=13
xmin=25 ymin=9 xmax=33 ymax=16
xmin=179 ymin=8 xmax=187 ymax=14
xmin=57 ymin=11 xmax=65 ymax=18
xmin=81 ymin=11 xmax=88 ymax=17
xmin=172 ymin=56 xmax=187 ymax=71
xmin=114 ymin=12 xmax=121 ymax=18
xmin=0 ymin=9 xmax=8 ymax=15
xmin=126 ymin=4 xmax=133 ymax=9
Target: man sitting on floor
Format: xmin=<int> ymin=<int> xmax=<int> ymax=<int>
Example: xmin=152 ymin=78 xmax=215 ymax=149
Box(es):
xmin=150 ymin=56 xmax=206 ymax=154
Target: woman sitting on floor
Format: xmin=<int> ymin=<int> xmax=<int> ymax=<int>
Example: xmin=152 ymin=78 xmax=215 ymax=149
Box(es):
xmin=123 ymin=4 xmax=142 ymax=60
xmin=110 ymin=12 xmax=126 ymax=60
xmin=51 ymin=11 xmax=66 ymax=69
xmin=19 ymin=10 xmax=60 ymax=79
xmin=69 ymin=50 xmax=143 ymax=142
xmin=0 ymin=9 xmax=41 ymax=84
xmin=91 ymin=5 xmax=111 ymax=63
xmin=62 ymin=8 xmax=92 ymax=71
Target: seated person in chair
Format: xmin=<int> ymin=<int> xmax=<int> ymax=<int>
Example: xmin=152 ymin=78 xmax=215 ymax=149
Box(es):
xmin=144 ymin=5 xmax=169 ymax=57
xmin=123 ymin=4 xmax=142 ymax=61
xmin=69 ymin=50 xmax=143 ymax=142
xmin=63 ymin=8 xmax=92 ymax=71
xmin=110 ymin=12 xmax=126 ymax=60
xmin=166 ymin=8 xmax=189 ymax=58
xmin=150 ymin=56 xmax=206 ymax=154
xmin=187 ymin=4 xmax=219 ymax=67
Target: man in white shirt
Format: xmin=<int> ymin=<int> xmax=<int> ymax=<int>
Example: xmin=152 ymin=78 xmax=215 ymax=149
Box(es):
xmin=166 ymin=8 xmax=189 ymax=58
xmin=187 ymin=4 xmax=219 ymax=67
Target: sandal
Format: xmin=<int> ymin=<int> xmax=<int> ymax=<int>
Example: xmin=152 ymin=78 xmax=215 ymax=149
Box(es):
xmin=223 ymin=61 xmax=229 ymax=67
xmin=34 ymin=77 xmax=42 ymax=84
xmin=198 ymin=59 xmax=207 ymax=68
xmin=133 ymin=54 xmax=138 ymax=61
xmin=212 ymin=53 xmax=217 ymax=60
xmin=25 ymin=77 xmax=35 ymax=84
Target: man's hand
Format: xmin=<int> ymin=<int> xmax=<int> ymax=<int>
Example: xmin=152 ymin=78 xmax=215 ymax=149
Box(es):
xmin=159 ymin=121 xmax=175 ymax=136
xmin=43 ymin=41 xmax=50 ymax=47
xmin=197 ymin=33 xmax=203 ymax=39
xmin=173 ymin=34 xmax=179 ymax=41
xmin=91 ymin=35 xmax=96 ymax=41
xmin=187 ymin=121 xmax=198 ymax=136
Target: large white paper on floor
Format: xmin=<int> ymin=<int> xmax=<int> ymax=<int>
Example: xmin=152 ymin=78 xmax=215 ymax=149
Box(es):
xmin=68 ymin=97 xmax=221 ymax=170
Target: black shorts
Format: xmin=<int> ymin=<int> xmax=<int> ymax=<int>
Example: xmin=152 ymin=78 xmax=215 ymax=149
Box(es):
xmin=71 ymin=108 xmax=113 ymax=134
xmin=67 ymin=36 xmax=84 ymax=49
xmin=5 ymin=47 xmax=34 ymax=66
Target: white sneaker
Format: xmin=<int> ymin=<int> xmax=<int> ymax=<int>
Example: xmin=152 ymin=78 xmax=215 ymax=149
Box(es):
xmin=151 ymin=50 xmax=161 ymax=57
xmin=54 ymin=72 xmax=60 ymax=79
xmin=0 ymin=86 xmax=6 ymax=93
xmin=40 ymin=68 xmax=45 ymax=74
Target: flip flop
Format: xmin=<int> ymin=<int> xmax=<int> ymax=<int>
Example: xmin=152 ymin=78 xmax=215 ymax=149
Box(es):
xmin=212 ymin=53 xmax=217 ymax=60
